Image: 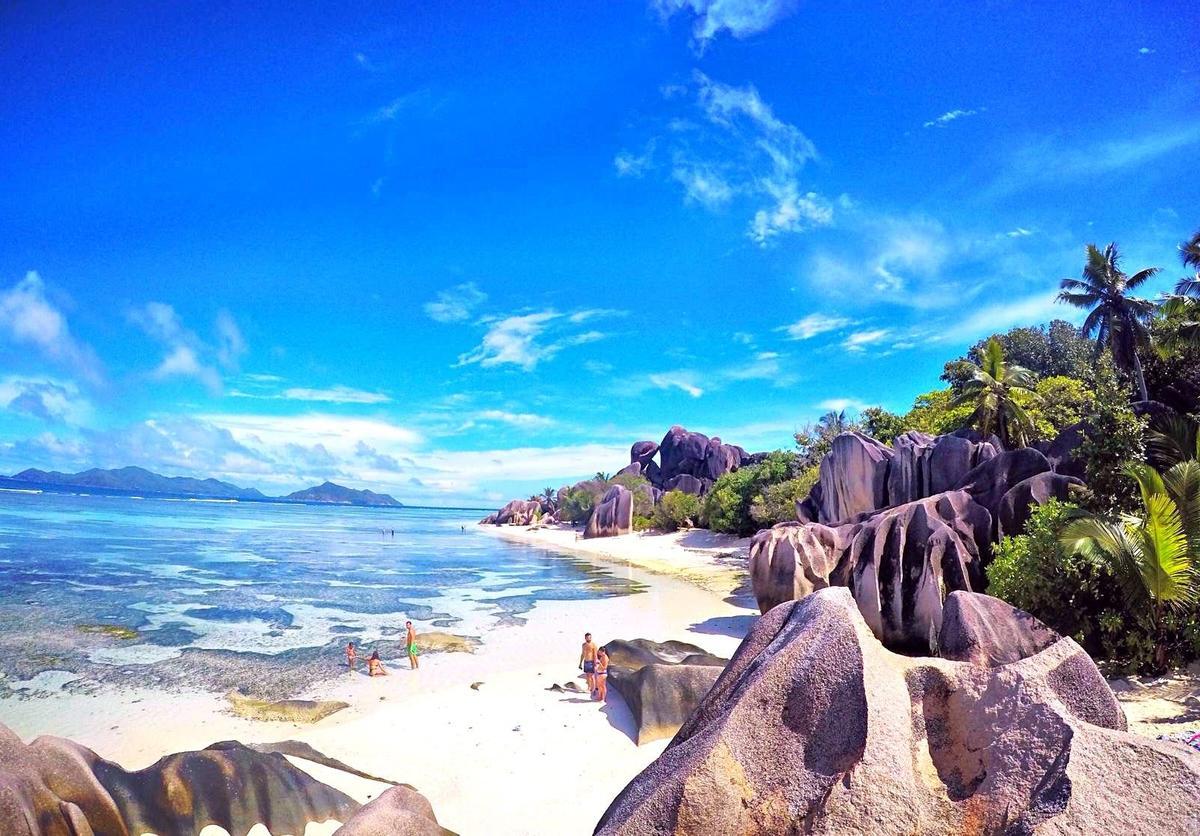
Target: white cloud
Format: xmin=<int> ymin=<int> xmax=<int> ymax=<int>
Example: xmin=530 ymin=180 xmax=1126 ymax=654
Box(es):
xmin=0 ymin=376 xmax=91 ymax=425
xmin=648 ymin=372 xmax=705 ymax=398
xmin=1138 ymin=47 xmax=1155 ymax=55
xmin=0 ymin=272 xmax=102 ymax=383
xmin=923 ymin=108 xmax=983 ymax=129
xmin=989 ymin=122 xmax=1200 ymax=198
xmin=214 ymin=310 xmax=246 ymax=370
xmin=817 ymin=397 xmax=869 ymax=412
xmin=614 ymin=140 xmax=656 ymax=177
xmin=424 ymin=282 xmax=488 ymax=323
xmin=1006 ymin=227 xmax=1033 ymax=238
xmin=654 ymin=0 xmax=799 ymax=46
xmin=843 ymin=329 xmax=891 ymax=352
xmin=455 ymin=309 xmax=618 ymax=371
xmin=782 ymin=312 xmax=854 ymax=340
xmin=467 ymin=410 xmax=556 ymax=429
xmin=282 ymin=386 xmax=391 ymax=404
xmin=938 ymin=292 xmax=1085 ymax=344
xmin=369 ymin=91 xmax=425 ymax=123
xmin=621 ymin=73 xmax=827 ymax=244
xmin=129 ymin=302 xmax=235 ymax=394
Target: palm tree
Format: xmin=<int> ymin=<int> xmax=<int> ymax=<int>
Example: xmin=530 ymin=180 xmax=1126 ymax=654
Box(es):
xmin=1158 ymin=229 xmax=1200 ymax=353
xmin=541 ymin=487 xmax=557 ymax=510
xmin=594 ymin=471 xmax=611 ymax=482
xmin=949 ymin=337 xmax=1039 ymax=448
xmin=1057 ymin=243 xmax=1159 ymax=401
xmin=1061 ymin=462 xmax=1200 ymax=671
xmin=817 ymin=409 xmax=850 ymax=436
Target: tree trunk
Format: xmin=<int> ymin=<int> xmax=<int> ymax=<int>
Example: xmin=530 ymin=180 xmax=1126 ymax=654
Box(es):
xmin=1130 ymin=340 xmax=1149 ymax=403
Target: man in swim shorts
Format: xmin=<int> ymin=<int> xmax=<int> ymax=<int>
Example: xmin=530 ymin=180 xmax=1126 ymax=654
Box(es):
xmin=406 ymin=620 xmax=420 ymax=670
xmin=579 ymin=632 xmax=597 ymax=693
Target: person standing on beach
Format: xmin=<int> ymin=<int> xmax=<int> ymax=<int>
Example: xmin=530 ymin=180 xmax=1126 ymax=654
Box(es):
xmin=593 ymin=647 xmax=609 ymax=701
xmin=346 ymin=641 xmax=357 ymax=671
xmin=579 ymin=632 xmax=597 ymax=693
xmin=406 ymin=620 xmax=420 ymax=670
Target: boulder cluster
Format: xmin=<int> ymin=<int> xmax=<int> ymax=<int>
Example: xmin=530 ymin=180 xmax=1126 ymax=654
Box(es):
xmin=753 ymin=428 xmax=1084 ymax=653
xmin=597 ymin=588 xmax=1200 ymax=835
xmin=0 ymin=725 xmax=452 ymax=835
xmin=481 ymin=425 xmax=754 ymax=538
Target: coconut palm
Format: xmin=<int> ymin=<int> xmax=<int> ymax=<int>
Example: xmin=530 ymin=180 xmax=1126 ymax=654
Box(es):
xmin=1061 ymin=461 xmax=1200 ymax=671
xmin=949 ymin=337 xmax=1039 ymax=448
xmin=594 ymin=471 xmax=611 ymax=482
xmin=1057 ymin=243 xmax=1159 ymax=401
xmin=1157 ymin=229 xmax=1200 ymax=353
xmin=541 ymin=486 xmax=557 ymax=510
xmin=1148 ymin=413 xmax=1200 ymax=469
xmin=817 ymin=409 xmax=851 ymax=436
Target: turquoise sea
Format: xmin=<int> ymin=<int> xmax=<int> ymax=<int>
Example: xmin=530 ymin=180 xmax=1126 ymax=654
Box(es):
xmin=0 ymin=490 xmax=641 ymax=694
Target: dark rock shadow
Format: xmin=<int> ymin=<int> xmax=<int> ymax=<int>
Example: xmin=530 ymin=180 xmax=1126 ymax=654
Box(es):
xmin=688 ymin=614 xmax=757 ymax=639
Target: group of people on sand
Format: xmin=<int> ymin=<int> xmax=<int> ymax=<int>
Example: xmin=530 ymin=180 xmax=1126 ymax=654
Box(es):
xmin=578 ymin=631 xmax=609 ymax=701
xmin=345 ymin=621 xmax=420 ymax=677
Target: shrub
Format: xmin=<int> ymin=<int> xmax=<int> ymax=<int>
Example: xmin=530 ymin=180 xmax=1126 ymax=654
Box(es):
xmin=860 ymin=407 xmax=907 ymax=444
xmin=703 ymin=452 xmax=811 ymax=536
xmin=1078 ymin=359 xmax=1147 ymax=515
xmin=652 ymin=490 xmax=701 ymax=532
xmin=703 ymin=468 xmax=759 ymax=535
xmin=558 ymin=488 xmax=595 ymax=524
xmin=750 ymin=468 xmax=819 ymax=527
xmin=899 ymin=389 xmax=973 ymax=436
xmin=987 ymin=499 xmax=1174 ymax=673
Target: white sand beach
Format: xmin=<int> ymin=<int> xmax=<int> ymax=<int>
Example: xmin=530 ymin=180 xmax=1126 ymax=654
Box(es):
xmin=0 ymin=527 xmax=757 ymax=836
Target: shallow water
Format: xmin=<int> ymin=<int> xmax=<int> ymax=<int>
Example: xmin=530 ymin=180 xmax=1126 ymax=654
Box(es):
xmin=0 ymin=493 xmax=642 ymax=687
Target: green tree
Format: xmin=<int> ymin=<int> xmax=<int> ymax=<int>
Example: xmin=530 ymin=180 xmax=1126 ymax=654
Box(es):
xmin=1017 ymin=375 xmax=1094 ymax=442
xmin=1156 ymin=228 xmax=1200 ymax=355
xmin=943 ymin=320 xmax=1094 ymax=388
xmin=703 ymin=451 xmax=802 ymax=535
xmin=949 ymin=337 xmax=1040 ymax=448
xmin=1077 ymin=359 xmax=1147 ymax=515
xmin=794 ymin=412 xmax=858 ymax=468
xmin=750 ymin=467 xmax=820 ymax=527
xmin=558 ymin=488 xmax=596 ymax=524
xmin=860 ymin=407 xmax=907 ymax=444
xmin=898 ymin=389 xmax=973 ymax=436
xmin=652 ymin=490 xmax=702 ymax=532
xmin=1061 ymin=462 xmax=1200 ymax=672
xmin=541 ymin=487 xmax=557 ymax=510
xmin=1057 ymin=243 xmax=1159 ymax=401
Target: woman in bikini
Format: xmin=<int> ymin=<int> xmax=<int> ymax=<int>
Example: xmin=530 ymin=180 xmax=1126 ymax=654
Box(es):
xmin=368 ymin=650 xmax=388 ymax=677
xmin=593 ymin=647 xmax=609 ymax=701
xmin=346 ymin=642 xmax=357 ymax=671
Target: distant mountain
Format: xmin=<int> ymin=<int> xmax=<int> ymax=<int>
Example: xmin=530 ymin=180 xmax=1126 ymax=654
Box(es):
xmin=8 ymin=466 xmax=266 ymax=500
xmin=283 ymin=481 xmax=401 ymax=507
xmin=4 ymin=467 xmax=402 ymax=507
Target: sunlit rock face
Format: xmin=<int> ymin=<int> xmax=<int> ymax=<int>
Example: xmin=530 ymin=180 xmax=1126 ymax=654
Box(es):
xmin=585 ymin=485 xmax=633 ymax=538
xmin=0 ymin=728 xmax=359 ymax=836
xmin=595 ymin=589 xmax=1200 ymax=836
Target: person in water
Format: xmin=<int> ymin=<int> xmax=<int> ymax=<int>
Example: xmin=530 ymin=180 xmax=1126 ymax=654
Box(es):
xmin=346 ymin=641 xmax=357 ymax=671
xmin=406 ymin=620 xmax=420 ymax=670
xmin=593 ymin=647 xmax=609 ymax=701
xmin=368 ymin=650 xmax=388 ymax=676
xmin=579 ymin=632 xmax=597 ymax=693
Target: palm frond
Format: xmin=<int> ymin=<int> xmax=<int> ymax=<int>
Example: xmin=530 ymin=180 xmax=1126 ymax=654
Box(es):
xmin=1176 ymin=277 xmax=1200 ymax=298
xmin=1163 ymin=461 xmax=1200 ymax=558
xmin=1147 ymin=413 xmax=1199 ymax=469
xmin=1135 ymin=493 xmax=1194 ymax=607
xmin=1061 ymin=515 xmax=1149 ymax=608
xmin=1125 ymin=266 xmax=1162 ymax=290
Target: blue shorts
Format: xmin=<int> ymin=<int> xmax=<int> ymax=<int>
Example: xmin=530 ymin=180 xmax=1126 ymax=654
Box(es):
xmin=583 ymin=661 xmax=595 ymax=674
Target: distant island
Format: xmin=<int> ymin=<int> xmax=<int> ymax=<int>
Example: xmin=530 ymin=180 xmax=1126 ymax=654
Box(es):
xmin=0 ymin=466 xmax=402 ymax=507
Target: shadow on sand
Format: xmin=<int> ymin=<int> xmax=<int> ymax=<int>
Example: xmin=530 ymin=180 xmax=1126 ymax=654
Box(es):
xmin=558 ymin=692 xmax=640 ymax=743
xmin=688 ymin=613 xmax=757 ymax=639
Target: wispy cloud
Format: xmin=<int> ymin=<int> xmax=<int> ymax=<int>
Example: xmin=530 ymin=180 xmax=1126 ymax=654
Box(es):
xmin=648 ymin=371 xmax=705 ymax=398
xmin=0 ymin=272 xmax=103 ymax=384
xmin=937 ymin=292 xmax=1084 ymax=345
xmin=817 ymin=397 xmax=869 ymax=412
xmin=281 ymin=386 xmax=392 ymax=404
xmin=368 ymin=90 xmax=428 ymax=124
xmin=619 ymin=72 xmax=828 ymax=245
xmin=654 ymin=0 xmax=799 ymax=48
xmin=843 ymin=328 xmax=891 ymax=352
xmin=1006 ymin=227 xmax=1034 ymax=238
xmin=455 ymin=309 xmax=620 ymax=371
xmin=989 ymin=121 xmax=1200 ymax=198
xmin=614 ymin=140 xmax=656 ymax=177
xmin=1138 ymin=46 xmax=1155 ymax=55
xmin=781 ymin=312 xmax=854 ymax=340
xmin=0 ymin=375 xmax=91 ymax=425
xmin=424 ymin=282 xmax=488 ymax=323
xmin=463 ymin=410 xmax=556 ymax=430
xmin=923 ymin=107 xmax=983 ymax=129
xmin=128 ymin=303 xmax=244 ymax=394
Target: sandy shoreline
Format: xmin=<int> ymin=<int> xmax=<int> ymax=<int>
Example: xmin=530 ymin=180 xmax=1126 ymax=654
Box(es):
xmin=0 ymin=524 xmax=757 ymax=836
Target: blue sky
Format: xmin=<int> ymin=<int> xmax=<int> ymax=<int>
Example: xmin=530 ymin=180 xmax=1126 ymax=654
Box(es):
xmin=1 ymin=1 xmax=1197 ymax=505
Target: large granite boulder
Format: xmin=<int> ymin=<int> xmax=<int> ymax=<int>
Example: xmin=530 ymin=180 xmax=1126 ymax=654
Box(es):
xmin=956 ymin=447 xmax=1052 ymax=521
xmin=596 ymin=588 xmax=1199 ymax=836
xmin=748 ymin=522 xmax=852 ymax=613
xmin=615 ymin=461 xmax=642 ymax=479
xmin=664 ymin=474 xmax=707 ymax=496
xmin=630 ymin=440 xmax=659 ymax=468
xmin=886 ymin=431 xmax=1001 ymax=508
xmin=335 ymin=785 xmax=453 ymax=835
xmin=751 ymin=490 xmax=991 ymax=653
xmin=489 ymin=498 xmax=544 ymax=526
xmin=816 ymin=431 xmax=895 ymax=523
xmin=658 ymin=426 xmax=745 ymax=485
xmin=1046 ymin=421 xmax=1086 ymax=479
xmin=584 ymin=485 xmax=633 ymax=539
xmin=602 ymin=639 xmax=728 ymax=745
xmin=0 ymin=725 xmax=359 ymax=836
xmin=997 ymin=471 xmax=1085 ymax=539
